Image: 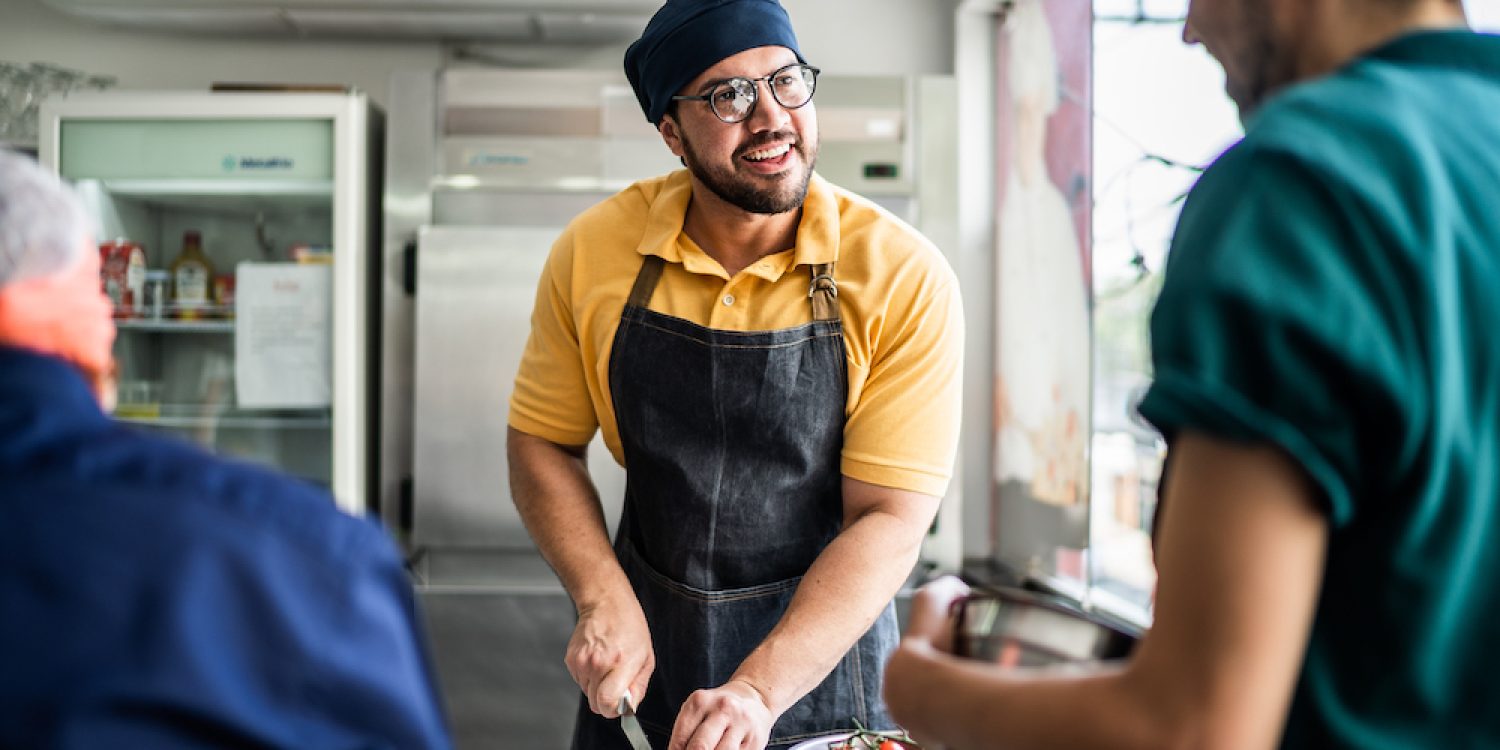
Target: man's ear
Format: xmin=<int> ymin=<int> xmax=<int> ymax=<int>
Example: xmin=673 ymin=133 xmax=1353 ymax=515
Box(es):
xmin=658 ymin=115 xmax=686 ymax=160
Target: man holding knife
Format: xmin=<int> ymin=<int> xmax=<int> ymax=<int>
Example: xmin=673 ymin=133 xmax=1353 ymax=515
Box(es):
xmin=506 ymin=0 xmax=964 ymax=747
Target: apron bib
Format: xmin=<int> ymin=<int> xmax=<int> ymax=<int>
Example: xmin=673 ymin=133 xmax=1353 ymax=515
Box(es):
xmin=572 ymin=255 xmax=897 ymax=748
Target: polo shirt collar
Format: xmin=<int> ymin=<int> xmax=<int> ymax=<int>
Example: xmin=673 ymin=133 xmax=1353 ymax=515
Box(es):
xmin=634 ymin=170 xmax=842 ymax=279
xmin=1362 ymin=27 xmax=1500 ymax=78
xmin=635 ymin=170 xmax=695 ymax=264
xmin=791 ymin=172 xmax=841 ymax=267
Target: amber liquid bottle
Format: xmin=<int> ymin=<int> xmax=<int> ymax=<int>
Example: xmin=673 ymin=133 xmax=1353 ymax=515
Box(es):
xmin=170 ymin=230 xmax=215 ymax=321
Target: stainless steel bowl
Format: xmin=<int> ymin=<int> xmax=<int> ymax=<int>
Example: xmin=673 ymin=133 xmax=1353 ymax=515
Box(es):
xmin=952 ymin=584 xmax=1138 ymax=667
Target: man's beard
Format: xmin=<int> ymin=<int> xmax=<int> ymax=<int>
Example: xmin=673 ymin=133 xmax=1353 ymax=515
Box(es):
xmin=679 ymin=129 xmax=817 ymax=215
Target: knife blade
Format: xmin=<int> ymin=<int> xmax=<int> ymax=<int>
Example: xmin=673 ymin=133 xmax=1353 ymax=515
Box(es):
xmin=619 ymin=691 xmax=652 ymax=750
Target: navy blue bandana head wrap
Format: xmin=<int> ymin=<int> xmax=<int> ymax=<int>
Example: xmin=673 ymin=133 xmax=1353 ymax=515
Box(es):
xmin=625 ymin=0 xmax=806 ymax=125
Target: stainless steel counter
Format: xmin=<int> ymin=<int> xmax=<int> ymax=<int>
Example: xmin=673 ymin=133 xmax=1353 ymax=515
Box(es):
xmin=415 ymin=549 xmax=578 ymax=748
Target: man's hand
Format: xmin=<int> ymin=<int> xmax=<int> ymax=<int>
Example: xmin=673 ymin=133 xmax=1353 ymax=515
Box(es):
xmin=566 ymin=591 xmax=655 ymax=719
xmin=668 ymin=678 xmax=775 ymax=750
xmin=884 ymin=575 xmax=967 ymax=745
xmin=509 ymin=428 xmax=653 ymax=717
xmin=900 ymin=575 xmax=969 ymax=654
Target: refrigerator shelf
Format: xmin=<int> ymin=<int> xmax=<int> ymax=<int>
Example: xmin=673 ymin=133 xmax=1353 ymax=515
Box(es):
xmin=116 ymin=317 xmax=235 ymax=333
xmin=87 ymin=178 xmax=334 ymax=214
xmin=114 ymin=404 xmax=331 ymax=430
xmin=99 ymin=178 xmax=334 ymax=198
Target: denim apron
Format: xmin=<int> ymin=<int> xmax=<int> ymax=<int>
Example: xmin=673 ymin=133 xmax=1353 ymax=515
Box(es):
xmin=572 ymin=254 xmax=898 ymax=749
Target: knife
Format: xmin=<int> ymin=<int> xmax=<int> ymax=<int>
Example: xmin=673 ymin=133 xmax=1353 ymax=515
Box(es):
xmin=619 ymin=690 xmax=652 ymax=750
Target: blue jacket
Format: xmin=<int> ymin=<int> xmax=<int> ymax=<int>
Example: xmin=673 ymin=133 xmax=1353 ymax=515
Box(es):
xmin=0 ymin=345 xmax=451 ymax=749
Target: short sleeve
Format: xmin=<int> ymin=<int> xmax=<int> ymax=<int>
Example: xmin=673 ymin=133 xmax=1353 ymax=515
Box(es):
xmin=1138 ymin=146 xmax=1411 ymax=527
xmin=842 ymin=273 xmax=964 ymax=497
xmin=508 ymin=228 xmax=599 ymax=446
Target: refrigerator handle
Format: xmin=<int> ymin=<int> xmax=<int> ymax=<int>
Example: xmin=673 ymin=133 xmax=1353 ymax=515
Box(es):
xmin=402 ymin=239 xmax=418 ymax=297
xmin=398 ymin=476 xmax=415 ymax=534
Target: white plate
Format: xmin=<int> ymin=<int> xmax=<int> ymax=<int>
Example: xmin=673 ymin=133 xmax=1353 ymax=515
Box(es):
xmin=786 ymin=733 xmax=853 ymax=750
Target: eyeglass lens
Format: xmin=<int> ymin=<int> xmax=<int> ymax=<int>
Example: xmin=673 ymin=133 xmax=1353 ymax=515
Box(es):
xmin=710 ymin=65 xmax=816 ymax=123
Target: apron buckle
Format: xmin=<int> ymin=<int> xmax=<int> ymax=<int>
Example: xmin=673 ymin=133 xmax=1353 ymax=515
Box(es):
xmin=808 ymin=273 xmax=838 ymax=298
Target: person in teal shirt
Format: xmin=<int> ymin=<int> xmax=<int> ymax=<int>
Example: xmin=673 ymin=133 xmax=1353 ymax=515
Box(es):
xmin=884 ymin=0 xmax=1500 ymax=747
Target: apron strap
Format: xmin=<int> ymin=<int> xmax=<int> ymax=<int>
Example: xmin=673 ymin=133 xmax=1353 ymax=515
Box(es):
xmin=809 ymin=262 xmax=840 ymax=323
xmin=628 ymin=254 xmax=667 ymax=309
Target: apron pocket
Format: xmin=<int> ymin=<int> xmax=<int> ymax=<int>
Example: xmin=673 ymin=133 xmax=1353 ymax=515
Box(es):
xmin=616 ymin=537 xmax=894 ymax=745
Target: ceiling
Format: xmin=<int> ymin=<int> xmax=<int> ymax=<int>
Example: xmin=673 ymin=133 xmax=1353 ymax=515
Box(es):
xmin=38 ymin=0 xmax=660 ymax=42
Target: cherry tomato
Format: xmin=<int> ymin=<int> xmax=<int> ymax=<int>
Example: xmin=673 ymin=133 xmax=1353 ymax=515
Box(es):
xmin=879 ymin=741 xmax=901 ymax=750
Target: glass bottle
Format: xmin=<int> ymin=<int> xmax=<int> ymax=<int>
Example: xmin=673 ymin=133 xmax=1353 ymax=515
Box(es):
xmin=170 ymin=230 xmax=215 ymax=320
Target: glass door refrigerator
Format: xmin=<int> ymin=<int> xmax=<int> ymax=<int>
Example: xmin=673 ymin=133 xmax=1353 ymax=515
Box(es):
xmin=39 ymin=92 xmax=383 ymax=515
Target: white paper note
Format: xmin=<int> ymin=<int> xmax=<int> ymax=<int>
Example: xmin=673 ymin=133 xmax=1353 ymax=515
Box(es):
xmin=235 ymin=262 xmax=331 ymax=409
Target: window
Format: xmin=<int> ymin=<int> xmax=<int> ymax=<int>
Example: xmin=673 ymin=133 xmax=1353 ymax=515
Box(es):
xmin=1085 ymin=0 xmax=1499 ymax=625
xmin=1088 ymin=0 xmax=1238 ymax=623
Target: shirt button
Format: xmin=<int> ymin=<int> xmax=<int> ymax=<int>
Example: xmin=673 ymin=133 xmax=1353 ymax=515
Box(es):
xmin=722 ymin=294 xmax=736 ymax=306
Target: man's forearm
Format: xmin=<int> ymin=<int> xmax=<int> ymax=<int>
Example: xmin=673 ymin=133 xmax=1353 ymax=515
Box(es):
xmin=732 ymin=491 xmax=933 ymax=716
xmin=887 ymin=433 xmax=1330 ymax=749
xmin=506 ymin=427 xmax=628 ymax=609
xmin=886 ymin=644 xmax=1168 ymax=750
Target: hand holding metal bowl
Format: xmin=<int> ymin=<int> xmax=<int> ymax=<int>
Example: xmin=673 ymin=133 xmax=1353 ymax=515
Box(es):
xmin=951 ymin=584 xmax=1137 ymax=667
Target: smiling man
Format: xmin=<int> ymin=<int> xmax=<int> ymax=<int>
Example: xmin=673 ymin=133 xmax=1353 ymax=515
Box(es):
xmin=504 ymin=1 xmax=963 ymax=748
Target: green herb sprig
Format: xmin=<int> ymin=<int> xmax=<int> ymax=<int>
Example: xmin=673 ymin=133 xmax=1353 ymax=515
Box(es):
xmin=829 ymin=717 xmax=923 ymax=749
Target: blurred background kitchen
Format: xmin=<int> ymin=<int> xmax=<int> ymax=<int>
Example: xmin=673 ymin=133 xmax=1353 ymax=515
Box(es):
xmin=3 ymin=0 xmax=1496 ymax=746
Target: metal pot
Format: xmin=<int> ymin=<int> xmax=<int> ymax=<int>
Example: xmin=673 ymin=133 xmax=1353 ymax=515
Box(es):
xmin=952 ymin=584 xmax=1138 ymax=667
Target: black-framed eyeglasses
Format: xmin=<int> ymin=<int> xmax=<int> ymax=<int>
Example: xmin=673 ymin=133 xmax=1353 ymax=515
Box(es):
xmin=671 ymin=63 xmax=821 ymax=124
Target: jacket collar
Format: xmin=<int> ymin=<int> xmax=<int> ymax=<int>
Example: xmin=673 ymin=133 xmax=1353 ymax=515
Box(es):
xmin=0 ymin=344 xmax=108 ymax=442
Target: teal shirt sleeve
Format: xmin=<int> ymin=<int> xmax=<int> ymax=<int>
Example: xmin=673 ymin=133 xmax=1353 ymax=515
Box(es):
xmin=1138 ymin=143 xmax=1414 ymax=528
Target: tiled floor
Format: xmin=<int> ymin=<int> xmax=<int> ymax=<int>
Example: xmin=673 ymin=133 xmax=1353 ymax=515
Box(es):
xmin=420 ymin=588 xmax=580 ymax=748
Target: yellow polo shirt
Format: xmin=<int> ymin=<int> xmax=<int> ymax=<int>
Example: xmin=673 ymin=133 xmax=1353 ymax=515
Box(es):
xmin=509 ymin=170 xmax=963 ymax=497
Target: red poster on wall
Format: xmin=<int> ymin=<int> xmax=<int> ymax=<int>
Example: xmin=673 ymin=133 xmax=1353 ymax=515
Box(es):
xmin=992 ymin=0 xmax=1093 ymax=576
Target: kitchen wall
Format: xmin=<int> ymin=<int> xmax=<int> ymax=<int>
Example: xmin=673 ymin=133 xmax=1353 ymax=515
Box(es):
xmin=447 ymin=0 xmax=961 ymax=75
xmin=0 ymin=0 xmax=961 ymax=109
